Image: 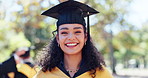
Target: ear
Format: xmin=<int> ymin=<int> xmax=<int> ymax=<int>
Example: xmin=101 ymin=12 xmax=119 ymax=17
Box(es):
xmin=56 ymin=34 xmax=59 ymax=44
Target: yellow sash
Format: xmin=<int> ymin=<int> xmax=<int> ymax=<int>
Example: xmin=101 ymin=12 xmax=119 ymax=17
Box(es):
xmin=34 ymin=67 xmax=113 ymax=78
xmin=7 ymin=72 xmax=15 ymax=78
xmin=17 ymin=64 xmax=36 ymax=78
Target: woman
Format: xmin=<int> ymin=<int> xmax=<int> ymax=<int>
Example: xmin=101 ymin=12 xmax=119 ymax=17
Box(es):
xmin=34 ymin=0 xmax=113 ymax=78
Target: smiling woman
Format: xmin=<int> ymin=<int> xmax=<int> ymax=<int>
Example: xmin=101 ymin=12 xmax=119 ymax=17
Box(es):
xmin=34 ymin=0 xmax=113 ymax=78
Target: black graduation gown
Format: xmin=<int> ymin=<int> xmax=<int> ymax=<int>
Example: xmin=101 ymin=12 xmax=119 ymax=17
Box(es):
xmin=0 ymin=56 xmax=17 ymax=77
xmin=0 ymin=56 xmax=29 ymax=78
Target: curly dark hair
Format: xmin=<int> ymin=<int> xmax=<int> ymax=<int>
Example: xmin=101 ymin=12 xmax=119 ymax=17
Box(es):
xmin=36 ymin=26 xmax=105 ymax=78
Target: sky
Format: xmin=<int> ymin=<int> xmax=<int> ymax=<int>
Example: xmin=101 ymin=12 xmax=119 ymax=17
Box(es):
xmin=103 ymin=0 xmax=148 ymax=34
xmin=126 ymin=0 xmax=148 ymax=28
xmin=1 ymin=0 xmax=148 ymax=28
xmin=50 ymin=0 xmax=148 ymax=28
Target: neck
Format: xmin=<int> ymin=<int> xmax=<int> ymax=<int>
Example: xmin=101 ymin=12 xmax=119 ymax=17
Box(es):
xmin=64 ymin=53 xmax=82 ymax=70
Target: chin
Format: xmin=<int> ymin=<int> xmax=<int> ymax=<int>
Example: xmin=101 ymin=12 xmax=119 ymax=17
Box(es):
xmin=63 ymin=51 xmax=82 ymax=55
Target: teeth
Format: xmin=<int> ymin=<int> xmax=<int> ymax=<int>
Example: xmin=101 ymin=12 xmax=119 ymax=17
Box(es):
xmin=66 ymin=43 xmax=77 ymax=46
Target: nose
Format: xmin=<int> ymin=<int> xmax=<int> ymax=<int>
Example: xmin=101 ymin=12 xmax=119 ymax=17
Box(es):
xmin=68 ymin=33 xmax=75 ymax=40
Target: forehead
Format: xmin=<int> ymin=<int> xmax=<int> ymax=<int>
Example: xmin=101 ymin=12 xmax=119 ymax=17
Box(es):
xmin=59 ymin=24 xmax=84 ymax=30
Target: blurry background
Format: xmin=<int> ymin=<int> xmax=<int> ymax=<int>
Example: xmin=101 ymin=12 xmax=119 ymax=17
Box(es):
xmin=0 ymin=0 xmax=148 ymax=77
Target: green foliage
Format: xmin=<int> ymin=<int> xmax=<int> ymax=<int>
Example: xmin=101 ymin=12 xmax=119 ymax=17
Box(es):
xmin=0 ymin=0 xmax=148 ymax=71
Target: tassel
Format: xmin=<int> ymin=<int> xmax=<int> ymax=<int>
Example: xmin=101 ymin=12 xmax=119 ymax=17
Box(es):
xmin=87 ymin=12 xmax=90 ymax=41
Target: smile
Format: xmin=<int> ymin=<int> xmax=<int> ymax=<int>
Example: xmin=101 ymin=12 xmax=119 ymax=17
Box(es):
xmin=65 ymin=43 xmax=79 ymax=47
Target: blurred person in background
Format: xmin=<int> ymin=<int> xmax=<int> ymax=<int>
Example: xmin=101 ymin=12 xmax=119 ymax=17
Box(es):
xmin=0 ymin=47 xmax=36 ymax=78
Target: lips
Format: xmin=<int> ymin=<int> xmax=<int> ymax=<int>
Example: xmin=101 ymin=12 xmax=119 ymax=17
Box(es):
xmin=65 ymin=42 xmax=79 ymax=47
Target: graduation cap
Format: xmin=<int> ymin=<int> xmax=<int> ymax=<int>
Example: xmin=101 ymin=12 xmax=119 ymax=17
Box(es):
xmin=41 ymin=0 xmax=99 ymax=40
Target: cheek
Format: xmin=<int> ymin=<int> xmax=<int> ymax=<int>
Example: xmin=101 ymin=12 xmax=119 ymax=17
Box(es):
xmin=77 ymin=35 xmax=85 ymax=41
xmin=58 ymin=36 xmax=66 ymax=43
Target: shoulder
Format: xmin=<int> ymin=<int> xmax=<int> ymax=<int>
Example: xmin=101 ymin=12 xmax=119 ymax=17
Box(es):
xmin=33 ymin=68 xmax=54 ymax=78
xmin=33 ymin=67 xmax=69 ymax=78
xmin=95 ymin=66 xmax=113 ymax=78
xmin=33 ymin=69 xmax=45 ymax=78
xmin=76 ymin=66 xmax=113 ymax=78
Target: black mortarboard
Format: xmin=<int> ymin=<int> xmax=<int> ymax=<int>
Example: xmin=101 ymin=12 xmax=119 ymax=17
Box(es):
xmin=41 ymin=0 xmax=99 ymax=40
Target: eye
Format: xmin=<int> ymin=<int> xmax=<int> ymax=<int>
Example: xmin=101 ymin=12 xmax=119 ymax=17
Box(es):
xmin=75 ymin=31 xmax=82 ymax=34
xmin=61 ymin=32 xmax=68 ymax=34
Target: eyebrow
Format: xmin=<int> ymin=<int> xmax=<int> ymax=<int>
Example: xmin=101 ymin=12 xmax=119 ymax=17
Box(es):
xmin=73 ymin=27 xmax=82 ymax=29
xmin=60 ymin=27 xmax=68 ymax=30
xmin=60 ymin=27 xmax=82 ymax=30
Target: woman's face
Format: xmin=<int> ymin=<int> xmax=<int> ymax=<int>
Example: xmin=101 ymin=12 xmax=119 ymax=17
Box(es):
xmin=56 ymin=24 xmax=87 ymax=55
